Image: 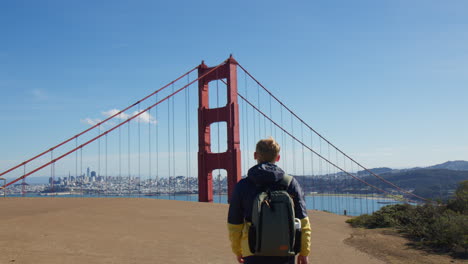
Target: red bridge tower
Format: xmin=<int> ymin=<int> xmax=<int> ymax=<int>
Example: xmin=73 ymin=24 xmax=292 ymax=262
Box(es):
xmin=198 ymin=56 xmax=241 ymax=203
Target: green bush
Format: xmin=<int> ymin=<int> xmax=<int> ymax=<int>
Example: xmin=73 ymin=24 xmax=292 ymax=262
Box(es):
xmin=346 ymin=203 xmax=412 ymax=228
xmin=399 ymin=206 xmax=466 ymax=251
xmin=346 ymin=181 xmax=468 ymax=256
xmin=447 ymin=180 xmax=468 ymax=214
xmin=423 ymin=211 xmax=467 ymax=252
xmin=346 ymin=214 xmax=374 ymax=228
xmin=400 ymin=204 xmax=445 ymax=239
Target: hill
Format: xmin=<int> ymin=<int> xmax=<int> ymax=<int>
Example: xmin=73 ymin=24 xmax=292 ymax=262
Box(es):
xmin=356 ymin=160 xmax=468 ymax=176
xmin=426 ymin=160 xmax=468 ymax=171
xmin=366 ymin=169 xmax=468 ymax=200
xmin=350 ymin=161 xmax=468 ymax=200
xmin=294 ymin=168 xmax=468 ymax=201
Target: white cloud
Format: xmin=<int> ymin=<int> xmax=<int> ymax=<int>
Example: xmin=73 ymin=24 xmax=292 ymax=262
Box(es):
xmin=80 ymin=118 xmax=101 ymax=126
xmin=102 ymin=109 xmax=130 ymax=120
xmin=131 ymin=110 xmax=157 ymax=124
xmin=83 ymin=108 xmax=157 ymax=126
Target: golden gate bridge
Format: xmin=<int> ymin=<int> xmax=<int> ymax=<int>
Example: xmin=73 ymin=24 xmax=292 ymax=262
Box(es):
xmin=0 ymin=56 xmax=430 ymax=215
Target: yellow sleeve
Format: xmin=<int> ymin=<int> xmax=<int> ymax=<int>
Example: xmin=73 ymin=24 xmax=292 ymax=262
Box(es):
xmin=227 ymin=223 xmax=244 ymax=256
xmin=299 ymin=217 xmax=311 ymax=256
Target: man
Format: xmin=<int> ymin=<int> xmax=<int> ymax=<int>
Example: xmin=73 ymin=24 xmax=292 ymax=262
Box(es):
xmin=228 ymin=137 xmax=311 ymax=264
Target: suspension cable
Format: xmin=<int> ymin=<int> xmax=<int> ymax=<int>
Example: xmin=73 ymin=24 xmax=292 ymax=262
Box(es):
xmin=128 ymin=120 xmax=131 ymax=196
xmin=185 ymin=75 xmax=189 ymax=200
xmin=80 ymin=146 xmax=83 ymax=197
xmin=187 ymin=73 xmax=192 ymax=197
xmin=238 ymin=92 xmax=415 ymax=201
xmin=0 ymin=67 xmax=198 ymax=179
xmin=105 ymin=133 xmax=108 ymax=196
xmin=155 ymin=93 xmax=159 ymax=195
xmin=237 ymin=63 xmax=430 ymax=203
xmin=2 ymin=61 xmax=227 ymax=189
xmin=148 ymin=107 xmax=152 ymax=194
xmin=138 ymin=103 xmax=141 ymax=197
xmin=172 ymin=83 xmax=176 ymax=197
xmin=167 ymin=84 xmax=171 ymax=197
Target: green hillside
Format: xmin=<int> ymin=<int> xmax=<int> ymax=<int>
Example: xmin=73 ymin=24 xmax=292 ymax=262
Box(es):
xmin=366 ymin=169 xmax=468 ymax=200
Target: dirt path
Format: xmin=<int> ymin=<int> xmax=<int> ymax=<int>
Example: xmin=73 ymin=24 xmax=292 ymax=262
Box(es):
xmin=0 ymin=198 xmax=457 ymax=264
xmin=345 ymin=228 xmax=466 ymax=264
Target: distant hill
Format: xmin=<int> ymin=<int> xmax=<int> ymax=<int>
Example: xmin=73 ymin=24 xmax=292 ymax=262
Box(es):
xmin=425 ymin=160 xmax=468 ymax=171
xmin=302 ymin=161 xmax=468 ymax=201
xmin=358 ymin=160 xmax=468 ymax=176
xmin=365 ymin=169 xmax=468 ymax=200
xmin=357 ymin=167 xmax=393 ymax=176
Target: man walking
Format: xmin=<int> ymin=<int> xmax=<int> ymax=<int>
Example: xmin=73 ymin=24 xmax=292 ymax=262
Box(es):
xmin=228 ymin=137 xmax=311 ymax=264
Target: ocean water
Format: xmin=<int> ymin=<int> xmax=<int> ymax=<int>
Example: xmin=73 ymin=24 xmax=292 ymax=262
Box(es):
xmin=7 ymin=193 xmax=404 ymax=216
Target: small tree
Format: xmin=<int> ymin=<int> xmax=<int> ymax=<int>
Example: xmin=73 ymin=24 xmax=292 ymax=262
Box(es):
xmin=447 ymin=180 xmax=468 ymax=214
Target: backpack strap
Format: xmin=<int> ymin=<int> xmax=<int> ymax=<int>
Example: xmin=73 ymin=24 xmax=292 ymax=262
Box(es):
xmin=247 ymin=174 xmax=293 ymax=191
xmin=277 ymin=174 xmax=293 ymax=190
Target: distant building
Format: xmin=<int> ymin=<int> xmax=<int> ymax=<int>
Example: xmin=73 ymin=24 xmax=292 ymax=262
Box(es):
xmin=48 ymin=177 xmax=60 ymax=185
xmin=91 ymin=171 xmax=97 ymax=177
xmin=87 ymin=167 xmax=90 ymax=177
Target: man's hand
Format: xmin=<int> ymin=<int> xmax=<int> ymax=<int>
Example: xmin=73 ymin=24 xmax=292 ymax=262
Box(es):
xmin=236 ymin=255 xmax=244 ymax=263
xmin=297 ymin=255 xmax=308 ymax=264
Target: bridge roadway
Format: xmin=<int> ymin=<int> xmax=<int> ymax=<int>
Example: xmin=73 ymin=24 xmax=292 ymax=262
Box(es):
xmin=0 ymin=198 xmax=451 ymax=264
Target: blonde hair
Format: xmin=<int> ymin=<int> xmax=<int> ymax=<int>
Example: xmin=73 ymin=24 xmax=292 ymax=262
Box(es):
xmin=255 ymin=137 xmax=281 ymax=163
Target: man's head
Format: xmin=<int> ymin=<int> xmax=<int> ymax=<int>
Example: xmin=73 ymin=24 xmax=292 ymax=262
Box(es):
xmin=254 ymin=137 xmax=281 ymax=164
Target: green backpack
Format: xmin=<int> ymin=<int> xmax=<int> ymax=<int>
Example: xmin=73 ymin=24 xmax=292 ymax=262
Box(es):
xmin=248 ymin=174 xmax=301 ymax=256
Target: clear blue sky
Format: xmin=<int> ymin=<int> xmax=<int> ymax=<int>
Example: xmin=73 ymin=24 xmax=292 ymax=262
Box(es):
xmin=1 ymin=0 xmax=467 ymax=178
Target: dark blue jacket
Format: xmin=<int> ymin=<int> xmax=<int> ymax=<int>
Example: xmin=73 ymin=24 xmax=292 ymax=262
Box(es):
xmin=228 ymin=162 xmax=308 ymax=225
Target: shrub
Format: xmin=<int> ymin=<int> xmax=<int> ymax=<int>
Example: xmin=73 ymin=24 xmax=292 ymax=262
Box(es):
xmin=447 ymin=180 xmax=468 ymax=214
xmin=346 ymin=203 xmax=412 ymax=229
xmin=346 ymin=214 xmax=374 ymax=228
xmin=400 ymin=204 xmax=445 ymax=239
xmin=422 ymin=211 xmax=467 ymax=252
xmin=346 ymin=182 xmax=468 ymax=257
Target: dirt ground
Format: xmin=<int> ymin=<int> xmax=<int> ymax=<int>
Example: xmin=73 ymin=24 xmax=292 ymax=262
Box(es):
xmin=344 ymin=228 xmax=466 ymax=264
xmin=0 ymin=198 xmax=462 ymax=264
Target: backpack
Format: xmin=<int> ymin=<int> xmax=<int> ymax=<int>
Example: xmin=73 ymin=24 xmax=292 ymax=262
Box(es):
xmin=248 ymin=174 xmax=301 ymax=256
